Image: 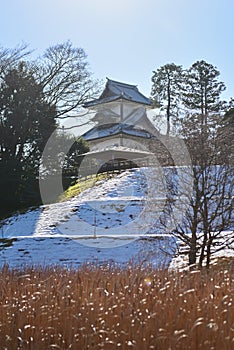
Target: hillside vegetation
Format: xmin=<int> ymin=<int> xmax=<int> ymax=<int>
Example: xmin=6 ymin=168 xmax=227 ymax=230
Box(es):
xmin=60 ymin=172 xmax=118 ymax=201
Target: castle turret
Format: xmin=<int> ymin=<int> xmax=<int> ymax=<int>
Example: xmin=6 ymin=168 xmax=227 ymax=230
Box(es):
xmin=81 ymin=79 xmax=158 ymax=172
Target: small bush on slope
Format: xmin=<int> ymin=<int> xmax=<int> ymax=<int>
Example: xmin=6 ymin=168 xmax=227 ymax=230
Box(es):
xmin=59 ymin=172 xmax=118 ymax=201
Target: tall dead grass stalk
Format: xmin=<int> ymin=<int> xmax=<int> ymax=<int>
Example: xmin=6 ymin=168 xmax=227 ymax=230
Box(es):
xmin=0 ymin=262 xmax=234 ymax=349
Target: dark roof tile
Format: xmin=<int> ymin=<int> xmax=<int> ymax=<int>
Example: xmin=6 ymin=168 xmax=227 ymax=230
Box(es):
xmin=84 ymin=78 xmax=151 ymax=107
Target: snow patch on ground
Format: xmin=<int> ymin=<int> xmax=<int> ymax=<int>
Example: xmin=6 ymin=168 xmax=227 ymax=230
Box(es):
xmin=169 ymin=230 xmax=234 ymax=271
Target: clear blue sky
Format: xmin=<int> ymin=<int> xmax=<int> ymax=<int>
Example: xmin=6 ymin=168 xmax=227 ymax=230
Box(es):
xmin=1 ymin=0 xmax=234 ymax=100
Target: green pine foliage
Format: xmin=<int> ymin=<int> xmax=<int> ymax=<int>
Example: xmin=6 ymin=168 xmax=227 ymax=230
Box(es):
xmin=0 ymin=64 xmax=57 ymax=216
xmin=0 ymin=42 xmax=98 ymax=217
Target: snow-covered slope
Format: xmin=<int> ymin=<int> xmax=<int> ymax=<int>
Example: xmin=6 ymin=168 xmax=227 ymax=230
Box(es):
xmin=1 ymin=167 xmax=233 ymax=269
xmin=0 ymin=168 xmax=176 ymax=268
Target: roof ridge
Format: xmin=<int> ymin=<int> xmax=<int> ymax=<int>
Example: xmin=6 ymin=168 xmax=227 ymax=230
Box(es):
xmin=106 ymin=78 xmax=138 ymax=89
xmin=83 ymin=78 xmax=152 ymax=107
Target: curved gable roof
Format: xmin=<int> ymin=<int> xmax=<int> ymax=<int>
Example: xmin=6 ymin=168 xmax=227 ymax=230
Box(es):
xmin=84 ymin=78 xmax=152 ymax=108
xmin=82 ymin=123 xmax=156 ymax=141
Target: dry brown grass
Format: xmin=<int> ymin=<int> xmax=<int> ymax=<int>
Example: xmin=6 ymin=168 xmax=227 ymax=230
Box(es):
xmin=0 ymin=262 xmax=234 ymax=349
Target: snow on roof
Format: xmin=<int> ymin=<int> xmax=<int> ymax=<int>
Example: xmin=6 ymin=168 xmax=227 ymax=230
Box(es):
xmin=81 ymin=146 xmax=154 ymax=158
xmin=84 ymin=78 xmax=152 ymax=108
xmin=82 ymin=123 xmax=156 ymax=141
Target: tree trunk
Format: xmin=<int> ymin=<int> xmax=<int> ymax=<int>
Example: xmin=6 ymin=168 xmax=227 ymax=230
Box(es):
xmin=166 ymin=79 xmax=171 ymax=135
xmin=189 ymin=232 xmax=197 ymax=266
xmin=206 ymin=236 xmax=213 ymax=269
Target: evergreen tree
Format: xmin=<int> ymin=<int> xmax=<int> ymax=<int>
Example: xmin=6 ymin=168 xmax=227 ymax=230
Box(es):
xmin=0 ymin=64 xmax=57 ymax=216
xmin=174 ymin=61 xmax=232 ymax=268
xmin=218 ymin=106 xmax=234 ymax=165
xmin=182 ymin=60 xmax=226 ymax=128
xmin=151 ymin=63 xmax=183 ymax=135
xmin=224 ymin=106 xmax=234 ymax=127
xmin=0 ymin=42 xmax=99 ymax=216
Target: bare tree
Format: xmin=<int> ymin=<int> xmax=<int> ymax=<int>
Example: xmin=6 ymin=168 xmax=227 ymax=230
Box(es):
xmin=152 ymin=61 xmax=233 ymax=268
xmin=35 ymin=41 xmax=101 ymax=117
xmin=0 ymin=43 xmax=31 ymax=78
xmin=167 ymin=110 xmax=233 ymax=269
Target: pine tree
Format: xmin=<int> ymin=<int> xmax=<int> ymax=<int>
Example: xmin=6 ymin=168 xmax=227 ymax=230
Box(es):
xmin=182 ymin=60 xmax=226 ymax=128
xmin=175 ymin=61 xmax=233 ymax=268
xmin=151 ymin=63 xmax=183 ymax=135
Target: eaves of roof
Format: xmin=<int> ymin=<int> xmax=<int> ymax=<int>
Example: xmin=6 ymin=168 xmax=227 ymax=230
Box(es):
xmin=82 ymin=123 xmax=156 ymax=141
xmin=83 ymin=79 xmax=152 ymax=108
